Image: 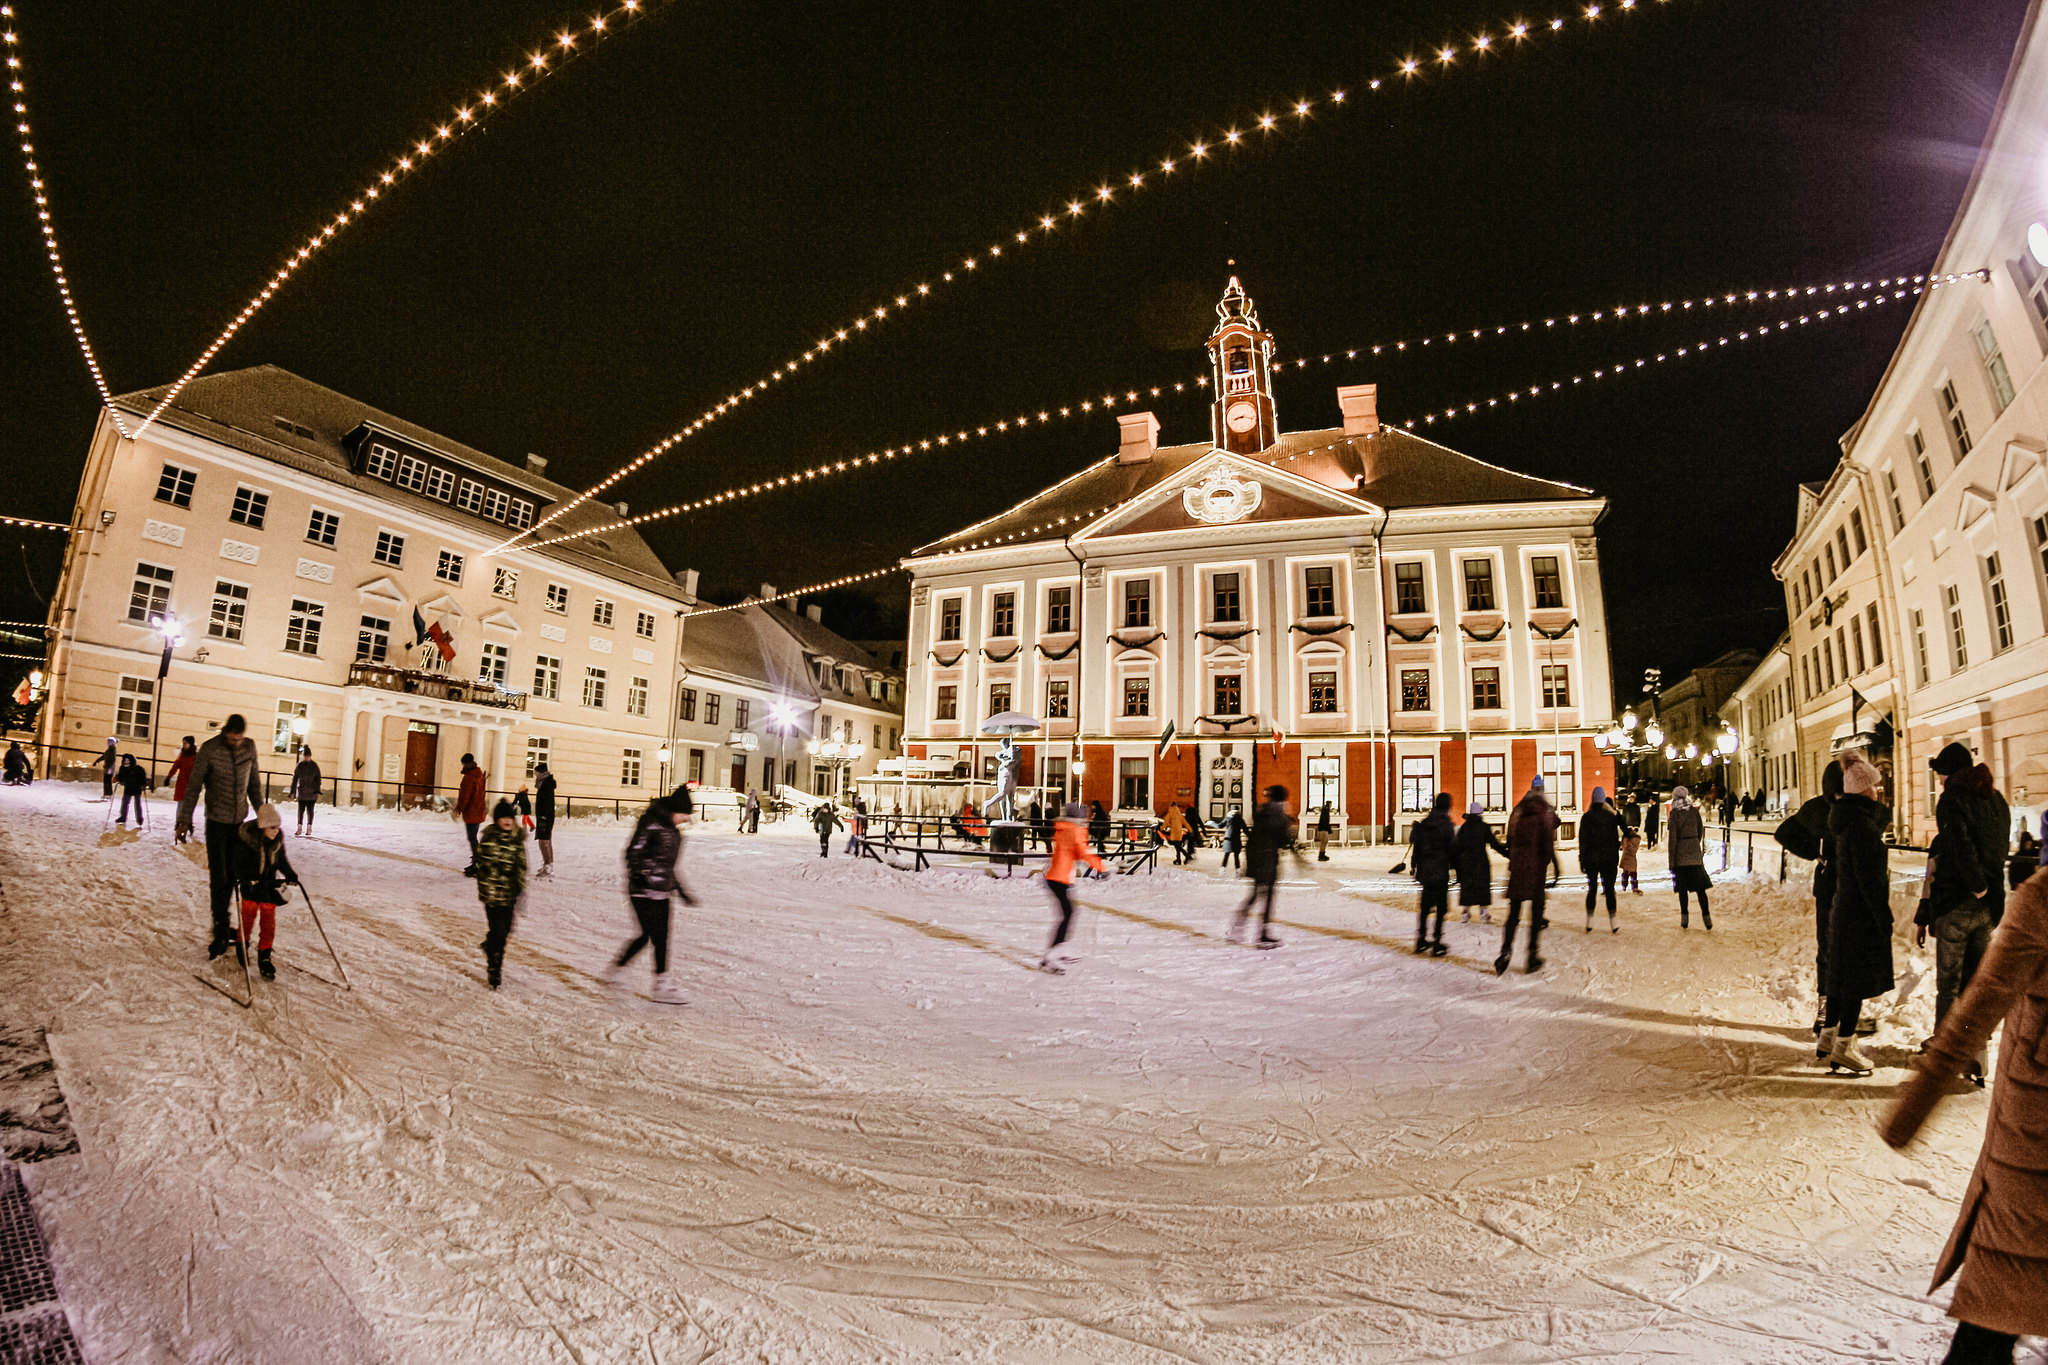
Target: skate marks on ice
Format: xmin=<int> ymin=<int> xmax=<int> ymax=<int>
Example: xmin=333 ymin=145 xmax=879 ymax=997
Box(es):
xmin=0 ymin=868 xmax=77 ymax=1161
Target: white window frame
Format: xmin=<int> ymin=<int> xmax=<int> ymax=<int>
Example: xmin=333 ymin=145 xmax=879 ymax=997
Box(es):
xmin=372 ymin=529 xmax=405 ymax=567
xmin=583 ymin=666 xmax=608 ymax=709
xmin=306 ymin=507 xmax=341 ymax=546
xmin=622 ymin=748 xmax=643 ymax=787
xmin=593 ymin=598 xmax=615 ymax=628
xmin=128 ymin=561 xmax=174 ymax=625
xmin=207 ymin=579 xmax=249 ymax=642
xmin=436 ymin=549 xmax=465 ymax=584
xmin=545 ymin=583 xmax=570 ymax=614
xmin=525 ymin=736 xmax=550 ymax=778
xmin=480 ymin=641 xmax=510 ymax=687
xmin=228 ymin=484 xmax=270 ymax=530
xmin=114 ymin=675 xmax=154 ymax=739
xmin=626 ymin=675 xmax=649 ymax=717
xmin=356 ymin=614 xmax=392 ymax=664
xmin=285 ymin=599 xmax=325 ymax=655
xmin=493 ymin=567 xmax=519 ymax=600
xmin=534 ymin=655 xmax=561 ymax=701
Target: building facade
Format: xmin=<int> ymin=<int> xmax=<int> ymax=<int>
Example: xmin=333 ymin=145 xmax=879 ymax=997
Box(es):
xmin=1720 ymin=635 xmax=1797 ymax=812
xmin=44 ymin=367 xmax=688 ymax=806
xmin=899 ymin=281 xmax=1618 ymax=836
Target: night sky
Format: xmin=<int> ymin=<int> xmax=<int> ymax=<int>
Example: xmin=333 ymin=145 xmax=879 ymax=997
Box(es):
xmin=0 ymin=0 xmax=2032 ymax=694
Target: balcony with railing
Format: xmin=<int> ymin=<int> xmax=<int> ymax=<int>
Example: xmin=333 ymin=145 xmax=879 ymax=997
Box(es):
xmin=345 ymin=661 xmax=527 ymax=711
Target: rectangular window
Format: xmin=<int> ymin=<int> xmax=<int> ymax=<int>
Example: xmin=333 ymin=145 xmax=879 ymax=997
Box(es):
xmin=271 ymin=700 xmax=307 ymax=756
xmin=935 ymin=684 xmax=958 ymax=720
xmin=1825 ymin=544 xmax=1839 ymax=583
xmin=114 ymin=676 xmax=153 ymax=739
xmin=1463 ymin=559 xmax=1496 ymax=611
xmin=1393 ymin=562 xmax=1425 ymax=614
xmin=1213 ymin=674 xmax=1242 ymax=714
xmin=583 ymin=667 xmax=608 ymax=708
xmin=1884 ymin=468 xmax=1906 ymax=532
xmin=1837 ymin=627 xmax=1849 ymax=682
xmin=677 ymin=687 xmax=696 ymax=721
xmin=1471 ymin=666 xmax=1502 ymax=710
xmin=1988 ymin=553 xmax=2014 ymax=651
xmin=980 ymin=591 xmax=1013 ymax=638
xmin=1849 ymin=509 xmax=1867 ymax=556
xmin=364 ymin=443 xmax=401 ymax=481
xmin=1400 ymin=668 xmax=1431 ymax=712
xmin=2035 ymin=514 xmax=2048 ymax=588
xmin=628 ymin=676 xmax=649 ymax=717
xmin=1123 ymin=579 xmax=1152 ymax=629
xmin=533 ymin=655 xmax=561 ymax=701
xmin=456 ymin=478 xmax=486 ymax=515
xmin=1867 ymin=602 xmax=1885 ymax=666
xmin=987 ymin=683 xmax=1011 ymax=716
xmin=1308 ymin=670 xmax=1337 ymax=713
xmin=939 ymin=599 xmax=962 ymax=641
xmin=592 ymin=599 xmax=615 ymax=628
xmin=622 ymin=748 xmax=642 ymax=787
xmin=1472 ymin=754 xmax=1506 ymax=811
xmin=1946 ymin=583 xmax=1969 ymax=670
xmin=394 ymin=454 xmax=430 ymax=493
xmin=546 ymin=583 xmax=569 ymax=614
xmin=229 ymin=485 xmax=269 ymax=529
xmin=482 ymin=488 xmax=510 ymax=523
xmin=1541 ymin=664 xmax=1570 ymax=709
xmin=1800 ymin=655 xmax=1812 ymax=700
xmin=1836 ymin=528 xmax=1851 ymax=574
xmin=155 ymin=463 xmax=196 ymax=508
xmin=635 ymin=611 xmax=656 ymax=640
xmin=1304 ymin=566 xmax=1335 ymax=617
xmin=492 ymin=567 xmax=518 ymax=600
xmin=1123 ymin=675 xmax=1151 ymax=716
xmin=508 ymin=499 xmax=534 ymax=530
xmin=128 ymin=562 xmax=173 ymax=625
xmin=1211 ymin=573 xmax=1240 ymax=623
xmin=373 ymin=530 xmax=404 ymax=567
xmin=1400 ymin=756 xmax=1435 ymax=813
xmin=1046 ymin=586 xmax=1073 ymax=634
xmin=525 ymin=736 xmax=549 ymax=779
xmin=207 ymin=580 xmax=248 ymax=641
xmin=424 ymin=466 xmax=456 ymax=502
xmin=1909 ymin=429 xmax=1936 ymax=499
xmin=1800 ymin=570 xmax=1814 ymax=610
xmin=1940 ymin=380 xmax=1972 ymax=457
xmin=1974 ymin=319 xmax=2016 ymax=412
xmin=285 ymin=599 xmax=323 ymax=655
xmin=433 ymin=549 xmax=464 ymax=584
xmin=356 ymin=614 xmax=391 ymax=663
xmin=1850 ymin=615 xmax=1865 ymax=674
xmin=306 ymin=508 xmax=340 ymax=545
xmin=704 ymin=694 xmax=720 ymax=726
xmin=1045 ymin=677 xmax=1070 ymax=719
xmin=1531 ymin=556 xmax=1564 ymax=609
xmin=1913 ymin=609 xmax=1930 ymax=686
xmin=480 ymin=641 xmax=509 ymax=686
xmin=1822 ymin=636 xmax=1835 ymax=689
xmin=1119 ymin=757 xmax=1150 ymax=811
xmin=1541 ymin=751 xmax=1578 ymax=810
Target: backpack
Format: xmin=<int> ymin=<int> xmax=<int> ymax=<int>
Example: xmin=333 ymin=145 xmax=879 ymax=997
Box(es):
xmin=1774 ymin=796 xmax=1827 ymax=861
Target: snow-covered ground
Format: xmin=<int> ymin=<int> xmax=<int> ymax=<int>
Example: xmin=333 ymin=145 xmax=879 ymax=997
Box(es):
xmin=0 ymin=781 xmax=2031 ymax=1363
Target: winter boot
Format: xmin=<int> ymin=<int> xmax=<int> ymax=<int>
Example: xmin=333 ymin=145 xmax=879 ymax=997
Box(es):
xmin=650 ymin=972 xmax=688 ymax=1005
xmin=208 ymin=932 xmax=231 ymax=960
xmin=1680 ymin=909 xmax=1689 ymax=929
xmin=1525 ymin=955 xmax=1544 ymax=975
xmin=486 ymin=958 xmax=502 ymax=989
xmin=1586 ymin=910 xmax=1594 ymax=933
xmin=1609 ymin=912 xmax=1619 ymax=934
xmin=1494 ymin=953 xmax=1511 ymax=977
xmin=1701 ymin=907 xmax=1713 ymax=930
xmin=1826 ymin=1034 xmax=1873 ymax=1076
xmin=1816 ymin=1025 xmax=1839 ymax=1062
xmin=257 ymin=949 xmax=275 ymax=981
xmin=1429 ymin=939 xmax=1448 ymax=958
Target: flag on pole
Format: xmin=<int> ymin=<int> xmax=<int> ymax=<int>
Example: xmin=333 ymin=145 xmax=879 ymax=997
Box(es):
xmin=412 ymin=606 xmax=455 ymax=661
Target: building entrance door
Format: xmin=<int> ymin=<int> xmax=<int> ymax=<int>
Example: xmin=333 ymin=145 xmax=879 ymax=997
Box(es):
xmin=403 ymin=722 xmax=439 ymax=808
xmin=730 ymin=755 xmax=747 ymax=792
xmin=1306 ymin=756 xmax=1341 ymax=819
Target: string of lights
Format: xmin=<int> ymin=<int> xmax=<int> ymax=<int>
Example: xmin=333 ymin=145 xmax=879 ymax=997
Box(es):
xmin=129 ymin=0 xmax=676 ymax=442
xmin=683 ymin=566 xmax=905 ymax=618
xmin=0 ymin=620 xmax=47 ymax=631
xmin=0 ymin=514 xmax=68 ymax=532
xmin=493 ymin=0 xmax=1705 ymax=554
xmin=1389 ymin=273 xmax=1988 ymax=428
xmin=0 ymin=651 xmax=43 ymax=663
xmin=1271 ymin=273 xmax=1980 ymax=373
xmin=508 ymin=271 xmax=1925 ymax=555
xmin=4 ymin=8 xmax=131 ymax=438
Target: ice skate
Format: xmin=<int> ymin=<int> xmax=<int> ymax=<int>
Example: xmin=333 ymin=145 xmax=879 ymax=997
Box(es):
xmin=1701 ymin=908 xmax=1713 ymax=930
xmin=1494 ymin=953 xmax=1510 ymax=977
xmin=1255 ymin=935 xmax=1280 ymax=950
xmin=1826 ymin=1034 xmax=1873 ymax=1076
xmin=649 ymin=973 xmax=688 ymax=1005
xmin=1524 ymin=956 xmax=1544 ymax=975
xmin=1429 ymin=940 xmax=1448 ymax=958
xmin=207 ymin=933 xmax=231 ymax=960
xmin=257 ymin=949 xmax=275 ymax=981
xmin=1815 ymin=1025 xmax=1838 ymax=1062
xmin=1609 ymin=912 xmax=1618 ymax=934
xmin=1585 ymin=911 xmax=1594 ymax=933
xmin=537 ymin=864 xmax=553 ymax=878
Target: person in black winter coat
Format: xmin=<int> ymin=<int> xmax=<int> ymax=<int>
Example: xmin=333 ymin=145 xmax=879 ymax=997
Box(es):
xmin=232 ymin=804 xmax=297 ymax=980
xmin=1222 ymin=807 xmax=1246 ymax=871
xmin=613 ymin=787 xmax=695 ymax=1003
xmin=1454 ymin=801 xmax=1510 ymax=923
xmin=812 ymin=801 xmax=843 ymax=857
xmin=1621 ymin=794 xmax=1642 ymax=834
xmin=1820 ymin=753 xmax=1892 ymax=1075
xmin=1088 ymin=801 xmax=1112 ymax=853
xmin=1919 ymin=741 xmax=2012 ymax=1055
xmin=289 ymin=748 xmax=322 ymax=834
xmin=1409 ymin=792 xmax=1456 ymax=955
xmin=1579 ymin=786 xmax=1624 ymax=932
xmin=533 ymin=764 xmax=557 ymax=877
xmin=114 ymin=754 xmax=147 ymax=825
xmin=1643 ymin=794 xmax=1660 ymax=849
xmin=1231 ymin=786 xmax=1295 ymax=947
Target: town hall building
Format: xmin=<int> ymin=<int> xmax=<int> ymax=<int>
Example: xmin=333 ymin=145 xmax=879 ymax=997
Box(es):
xmin=899 ymin=279 xmax=1619 ymax=837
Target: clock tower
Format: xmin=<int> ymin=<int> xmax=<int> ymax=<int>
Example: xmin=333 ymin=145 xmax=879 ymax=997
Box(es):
xmin=1207 ymin=276 xmax=1279 ymax=454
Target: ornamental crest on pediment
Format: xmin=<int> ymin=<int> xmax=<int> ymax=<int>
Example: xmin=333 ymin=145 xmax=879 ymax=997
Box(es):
xmin=1182 ymin=468 xmax=1263 ymax=525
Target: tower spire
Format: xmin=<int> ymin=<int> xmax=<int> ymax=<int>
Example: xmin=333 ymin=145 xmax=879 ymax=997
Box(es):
xmin=1207 ymin=276 xmax=1278 ymax=453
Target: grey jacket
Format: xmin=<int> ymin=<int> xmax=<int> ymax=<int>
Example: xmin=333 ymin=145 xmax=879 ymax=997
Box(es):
xmin=176 ymin=733 xmax=262 ymax=828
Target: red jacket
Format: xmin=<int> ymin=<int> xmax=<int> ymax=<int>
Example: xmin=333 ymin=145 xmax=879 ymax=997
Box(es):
xmin=458 ymin=764 xmax=488 ymax=823
xmin=1047 ymin=819 xmax=1105 ymax=885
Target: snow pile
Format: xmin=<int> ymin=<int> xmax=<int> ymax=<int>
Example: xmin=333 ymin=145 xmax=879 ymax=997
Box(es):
xmin=0 ymin=783 xmax=2029 ymax=1362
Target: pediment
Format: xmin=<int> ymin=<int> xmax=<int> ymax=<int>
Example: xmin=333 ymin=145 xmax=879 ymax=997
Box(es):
xmin=1078 ymin=450 xmax=1378 ymax=542
xmin=1955 ymin=484 xmax=1998 ymax=533
xmin=356 ymin=576 xmax=408 ymax=605
xmin=421 ymin=594 xmax=465 ymax=621
xmin=2003 ymin=438 xmax=2045 ymax=490
xmin=479 ymin=609 xmax=520 ymax=635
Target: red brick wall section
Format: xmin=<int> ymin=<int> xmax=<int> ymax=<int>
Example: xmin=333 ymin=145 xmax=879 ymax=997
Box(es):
xmin=1511 ymin=738 xmax=1539 ymax=802
xmin=1441 ymin=738 xmax=1468 ymax=815
xmin=1157 ymin=744 xmax=1200 ymax=813
xmin=1082 ymin=744 xmax=1115 ymax=810
xmin=1266 ymin=741 xmax=1303 ymax=816
xmin=1581 ymin=737 xmax=1615 ymax=802
xmin=1345 ymin=741 xmax=1375 ymax=828
xmin=908 ymin=744 xmax=926 ymax=760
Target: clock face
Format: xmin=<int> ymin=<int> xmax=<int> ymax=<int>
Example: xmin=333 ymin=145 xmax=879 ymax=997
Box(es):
xmin=1226 ymin=401 xmax=1258 ymax=433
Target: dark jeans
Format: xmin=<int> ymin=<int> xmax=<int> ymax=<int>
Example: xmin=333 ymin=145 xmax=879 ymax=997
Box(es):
xmin=297 ymin=798 xmax=316 ymax=828
xmin=1417 ymin=879 xmax=1448 ymax=947
xmin=617 ymin=894 xmax=671 ymax=975
xmin=818 ymin=832 xmax=831 ymax=857
xmin=205 ymin=819 xmax=240 ymax=940
xmin=1942 ymin=1320 xmax=2018 ymax=1364
xmin=1047 ymin=879 xmax=1077 ymax=948
xmin=1815 ymin=895 xmax=1831 ymax=997
xmin=1936 ymin=904 xmax=1995 ymax=1027
xmin=102 ymin=768 xmax=113 ymax=797
xmin=1583 ymin=858 xmax=1617 ymax=913
xmin=1223 ymin=845 xmax=1241 ymax=869
xmin=483 ymin=901 xmax=516 ymax=965
xmin=464 ymin=822 xmax=481 ymax=860
xmin=117 ymin=792 xmax=143 ymax=823
xmin=1500 ymin=889 xmax=1545 ymax=966
xmin=1236 ymin=878 xmax=1278 ymax=936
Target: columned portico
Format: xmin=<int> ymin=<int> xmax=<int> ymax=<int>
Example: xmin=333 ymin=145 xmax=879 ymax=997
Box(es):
xmin=338 ymin=687 xmax=515 ymax=808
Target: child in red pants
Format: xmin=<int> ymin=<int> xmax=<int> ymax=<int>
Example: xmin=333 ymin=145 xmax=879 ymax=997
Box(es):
xmin=232 ymin=804 xmax=297 ymax=980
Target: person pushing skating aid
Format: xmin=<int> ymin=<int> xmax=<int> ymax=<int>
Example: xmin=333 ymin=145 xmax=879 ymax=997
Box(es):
xmin=232 ymin=804 xmax=298 ymax=981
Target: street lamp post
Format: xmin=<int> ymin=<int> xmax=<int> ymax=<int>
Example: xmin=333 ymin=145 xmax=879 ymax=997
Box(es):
xmin=148 ymin=616 xmax=182 ymax=788
xmin=657 ymin=746 xmax=671 ymax=792
xmin=806 ymin=736 xmax=866 ymax=803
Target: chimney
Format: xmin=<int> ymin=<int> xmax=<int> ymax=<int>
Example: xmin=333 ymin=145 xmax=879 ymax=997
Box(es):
xmin=806 ymin=604 xmax=823 ymax=624
xmin=1117 ymin=411 xmax=1160 ymax=464
xmin=1337 ymin=383 xmax=1380 ymax=436
xmin=525 ymin=453 xmax=549 ymax=474
xmin=674 ymin=568 xmax=700 ymax=598
xmin=614 ymin=500 xmax=629 ymax=517
xmin=760 ymin=583 xmax=776 ymax=602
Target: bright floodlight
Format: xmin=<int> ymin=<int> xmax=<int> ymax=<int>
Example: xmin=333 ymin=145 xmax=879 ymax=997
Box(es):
xmin=2031 ymin=221 xmax=2048 ymax=267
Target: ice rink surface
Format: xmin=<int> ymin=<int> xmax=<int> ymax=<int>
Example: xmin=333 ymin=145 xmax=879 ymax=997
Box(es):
xmin=0 ymin=782 xmax=2035 ymax=1363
